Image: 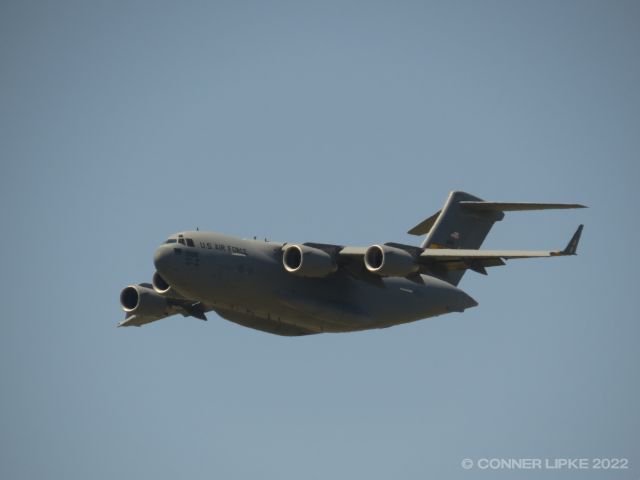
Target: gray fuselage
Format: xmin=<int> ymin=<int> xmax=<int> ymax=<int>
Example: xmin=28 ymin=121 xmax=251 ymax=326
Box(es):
xmin=153 ymin=231 xmax=477 ymax=334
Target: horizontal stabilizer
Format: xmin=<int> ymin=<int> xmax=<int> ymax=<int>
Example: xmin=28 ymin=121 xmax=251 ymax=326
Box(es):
xmin=343 ymin=191 xmax=586 ymax=285
xmin=407 ymin=210 xmax=441 ymax=236
xmin=460 ymin=201 xmax=587 ymax=212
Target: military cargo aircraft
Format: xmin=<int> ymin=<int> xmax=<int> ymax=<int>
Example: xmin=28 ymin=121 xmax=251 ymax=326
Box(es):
xmin=119 ymin=191 xmax=585 ymax=335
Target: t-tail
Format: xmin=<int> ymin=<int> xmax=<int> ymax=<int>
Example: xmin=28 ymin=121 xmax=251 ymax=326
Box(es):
xmin=407 ymin=191 xmax=586 ymax=286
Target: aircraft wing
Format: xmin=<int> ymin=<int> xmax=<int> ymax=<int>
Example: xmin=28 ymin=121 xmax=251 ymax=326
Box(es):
xmin=338 ymin=225 xmax=583 ymax=275
xmin=338 ymin=246 xmax=559 ymax=260
xmin=419 ymin=248 xmax=564 ymax=260
xmin=118 ymin=302 xmax=209 ymax=327
xmin=118 ymin=283 xmax=210 ymax=327
xmin=338 ymin=246 xmax=370 ymax=257
xmin=416 ymin=248 xmax=557 ymax=275
xmin=118 ymin=312 xmax=168 ymax=327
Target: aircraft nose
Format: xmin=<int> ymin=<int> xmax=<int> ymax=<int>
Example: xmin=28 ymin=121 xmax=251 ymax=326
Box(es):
xmin=154 ymin=245 xmax=173 ymax=273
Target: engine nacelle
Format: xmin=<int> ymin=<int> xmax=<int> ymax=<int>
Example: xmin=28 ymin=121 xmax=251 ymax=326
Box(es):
xmin=364 ymin=244 xmax=419 ymax=276
xmin=282 ymin=244 xmax=337 ymax=278
xmin=152 ymin=271 xmax=185 ymax=299
xmin=120 ymin=284 xmax=173 ymax=316
xmin=152 ymin=271 xmax=171 ymax=294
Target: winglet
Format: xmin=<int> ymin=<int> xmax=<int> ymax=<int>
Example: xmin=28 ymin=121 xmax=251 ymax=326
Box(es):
xmin=562 ymin=224 xmax=584 ymax=255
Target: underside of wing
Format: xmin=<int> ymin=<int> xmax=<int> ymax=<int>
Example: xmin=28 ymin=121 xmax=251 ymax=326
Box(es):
xmin=118 ymin=283 xmax=211 ymax=327
xmin=118 ymin=303 xmax=211 ymax=327
xmin=118 ymin=312 xmax=167 ymax=327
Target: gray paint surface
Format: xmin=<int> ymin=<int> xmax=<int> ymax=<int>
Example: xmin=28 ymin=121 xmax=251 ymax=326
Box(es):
xmin=1 ymin=1 xmax=639 ymax=479
xmin=120 ymin=192 xmax=582 ymax=334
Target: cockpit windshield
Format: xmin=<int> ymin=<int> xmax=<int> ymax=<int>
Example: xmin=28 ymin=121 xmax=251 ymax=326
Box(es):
xmin=165 ymin=235 xmax=194 ymax=246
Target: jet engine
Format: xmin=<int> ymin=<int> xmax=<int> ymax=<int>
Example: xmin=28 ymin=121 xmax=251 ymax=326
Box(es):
xmin=151 ymin=271 xmax=185 ymax=299
xmin=364 ymin=245 xmax=419 ymax=276
xmin=282 ymin=244 xmax=337 ymax=277
xmin=120 ymin=284 xmax=174 ymax=316
xmin=152 ymin=271 xmax=171 ymax=294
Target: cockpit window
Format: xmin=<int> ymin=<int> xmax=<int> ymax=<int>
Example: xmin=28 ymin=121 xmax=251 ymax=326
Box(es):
xmin=178 ymin=238 xmax=185 ymax=245
xmin=186 ymin=238 xmax=194 ymax=247
xmin=165 ymin=239 xmax=177 ymax=244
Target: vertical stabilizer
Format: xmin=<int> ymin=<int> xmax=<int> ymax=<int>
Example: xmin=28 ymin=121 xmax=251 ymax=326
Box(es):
xmin=409 ymin=191 xmax=504 ymax=285
xmin=407 ymin=191 xmax=586 ymax=286
xmin=421 ymin=192 xmax=504 ymax=250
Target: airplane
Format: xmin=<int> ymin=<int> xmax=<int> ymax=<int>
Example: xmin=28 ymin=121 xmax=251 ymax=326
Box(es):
xmin=119 ymin=191 xmax=585 ymax=336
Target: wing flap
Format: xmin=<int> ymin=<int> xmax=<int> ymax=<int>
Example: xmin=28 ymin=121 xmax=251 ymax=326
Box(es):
xmin=422 ymin=257 xmax=506 ymax=273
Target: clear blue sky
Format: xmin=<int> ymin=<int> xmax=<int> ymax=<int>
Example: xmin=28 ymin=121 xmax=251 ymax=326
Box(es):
xmin=1 ymin=1 xmax=638 ymax=479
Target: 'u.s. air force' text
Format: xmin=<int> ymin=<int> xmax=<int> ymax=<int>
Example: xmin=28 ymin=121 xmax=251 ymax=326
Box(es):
xmin=199 ymin=242 xmax=248 ymax=255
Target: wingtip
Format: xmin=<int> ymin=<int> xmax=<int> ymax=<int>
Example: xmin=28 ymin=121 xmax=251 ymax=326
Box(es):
xmin=563 ymin=224 xmax=584 ymax=255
